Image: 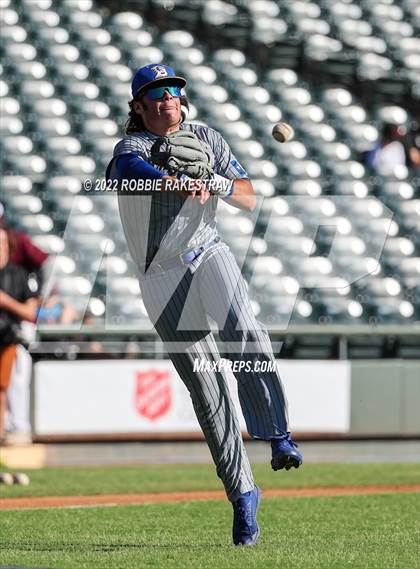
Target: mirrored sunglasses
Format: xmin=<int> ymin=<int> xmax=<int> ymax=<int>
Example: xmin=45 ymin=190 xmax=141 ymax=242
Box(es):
xmin=146 ymin=85 xmax=182 ymax=100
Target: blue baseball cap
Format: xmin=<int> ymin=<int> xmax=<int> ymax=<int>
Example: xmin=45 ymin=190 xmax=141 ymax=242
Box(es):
xmin=131 ymin=64 xmax=186 ymax=98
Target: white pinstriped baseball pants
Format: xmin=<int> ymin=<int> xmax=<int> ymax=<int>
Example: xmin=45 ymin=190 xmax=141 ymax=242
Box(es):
xmin=139 ymin=242 xmax=289 ymax=501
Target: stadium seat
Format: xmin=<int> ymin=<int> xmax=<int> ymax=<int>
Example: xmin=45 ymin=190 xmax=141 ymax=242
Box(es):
xmin=1 ymin=175 xmax=33 ymax=195
xmin=19 ymin=213 xmax=54 ymax=234
xmin=7 ymin=194 xmax=42 ymax=215
xmin=32 ymin=234 xmax=65 ymax=254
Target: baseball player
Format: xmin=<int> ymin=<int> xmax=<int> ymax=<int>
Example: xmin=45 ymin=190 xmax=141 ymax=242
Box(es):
xmin=106 ymin=63 xmax=303 ymax=546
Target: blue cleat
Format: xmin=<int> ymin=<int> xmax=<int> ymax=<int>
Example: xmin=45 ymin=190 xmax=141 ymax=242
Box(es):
xmin=232 ymin=485 xmax=261 ymax=546
xmin=271 ymin=432 xmax=303 ymax=471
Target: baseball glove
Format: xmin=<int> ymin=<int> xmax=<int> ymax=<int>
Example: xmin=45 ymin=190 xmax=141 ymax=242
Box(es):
xmin=150 ymin=130 xmax=215 ymax=179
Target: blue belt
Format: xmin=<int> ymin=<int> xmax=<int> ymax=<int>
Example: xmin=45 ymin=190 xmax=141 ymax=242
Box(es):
xmin=151 ymin=237 xmax=220 ymax=272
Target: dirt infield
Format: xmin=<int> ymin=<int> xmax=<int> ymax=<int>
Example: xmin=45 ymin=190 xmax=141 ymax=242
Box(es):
xmin=1 ymin=484 xmax=419 ymax=511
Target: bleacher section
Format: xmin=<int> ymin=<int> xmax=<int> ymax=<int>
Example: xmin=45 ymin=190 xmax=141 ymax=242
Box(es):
xmin=0 ymin=0 xmax=418 ymax=326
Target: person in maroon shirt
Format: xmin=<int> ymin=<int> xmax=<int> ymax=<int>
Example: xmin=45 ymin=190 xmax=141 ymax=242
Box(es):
xmin=0 ymin=204 xmax=48 ymax=444
xmin=0 ymin=202 xmax=48 ymax=291
xmin=10 ymin=230 xmax=49 ymax=272
xmin=0 ymin=226 xmax=38 ymax=442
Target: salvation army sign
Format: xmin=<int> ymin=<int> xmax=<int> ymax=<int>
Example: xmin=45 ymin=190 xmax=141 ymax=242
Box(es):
xmin=134 ymin=369 xmax=172 ymax=421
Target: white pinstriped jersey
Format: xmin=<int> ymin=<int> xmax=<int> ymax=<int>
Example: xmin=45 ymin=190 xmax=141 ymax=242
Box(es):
xmin=109 ymin=123 xmax=292 ymax=501
xmin=108 ymin=123 xmax=248 ymax=275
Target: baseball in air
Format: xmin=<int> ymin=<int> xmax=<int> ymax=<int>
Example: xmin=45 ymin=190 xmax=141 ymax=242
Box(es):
xmin=13 ymin=472 xmax=30 ymax=486
xmin=0 ymin=472 xmax=14 ymax=485
xmin=272 ymin=122 xmax=295 ymax=143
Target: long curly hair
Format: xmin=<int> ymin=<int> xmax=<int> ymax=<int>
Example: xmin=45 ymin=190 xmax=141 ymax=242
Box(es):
xmin=124 ymin=95 xmax=190 ymax=135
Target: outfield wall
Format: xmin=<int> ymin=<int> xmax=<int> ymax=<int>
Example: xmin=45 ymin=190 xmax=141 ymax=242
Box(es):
xmin=350 ymin=361 xmax=420 ymax=436
xmin=32 ymin=359 xmax=420 ymax=439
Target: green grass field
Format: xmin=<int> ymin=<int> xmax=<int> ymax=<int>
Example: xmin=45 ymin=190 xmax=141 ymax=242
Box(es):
xmin=1 ymin=462 xmax=419 ymax=497
xmin=1 ymin=463 xmax=419 ymax=569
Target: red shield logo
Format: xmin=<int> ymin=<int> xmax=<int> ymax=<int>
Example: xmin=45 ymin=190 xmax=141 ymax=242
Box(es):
xmin=134 ymin=369 xmax=172 ymax=421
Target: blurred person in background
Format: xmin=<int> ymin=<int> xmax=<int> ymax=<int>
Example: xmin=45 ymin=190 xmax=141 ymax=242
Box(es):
xmin=363 ymin=123 xmax=407 ymax=174
xmin=0 ymin=206 xmax=50 ymax=444
xmin=404 ymin=124 xmax=420 ymax=168
xmin=0 ymin=226 xmax=38 ymax=444
xmin=36 ymin=285 xmax=80 ymax=325
xmin=0 ymin=202 xmax=49 ymax=294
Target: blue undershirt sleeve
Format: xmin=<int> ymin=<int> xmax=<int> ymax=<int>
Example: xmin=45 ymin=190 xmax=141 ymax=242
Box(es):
xmin=116 ymin=154 xmax=165 ymax=180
